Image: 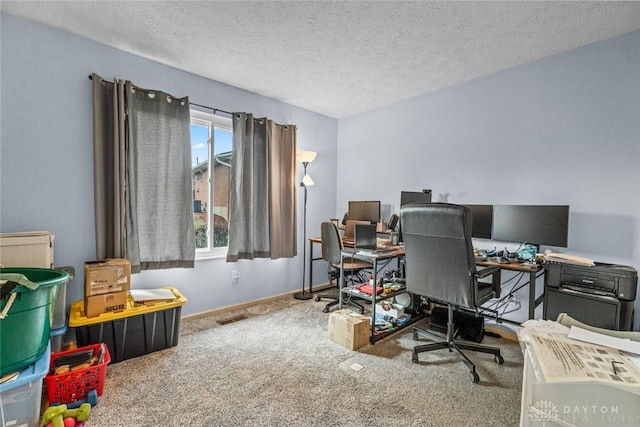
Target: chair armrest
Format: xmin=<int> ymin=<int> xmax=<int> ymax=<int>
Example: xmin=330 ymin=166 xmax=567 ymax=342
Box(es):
xmin=475 ymin=265 xmax=501 ymax=300
xmin=476 ymin=265 xmax=500 ymax=278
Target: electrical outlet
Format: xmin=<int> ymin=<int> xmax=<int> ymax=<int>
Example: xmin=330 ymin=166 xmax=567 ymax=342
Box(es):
xmin=231 ymin=270 xmax=240 ymax=284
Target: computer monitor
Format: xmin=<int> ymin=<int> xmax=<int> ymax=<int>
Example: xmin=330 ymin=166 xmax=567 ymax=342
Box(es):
xmin=400 ymin=190 xmax=432 ymax=206
xmin=464 ymin=205 xmax=493 ymax=239
xmin=348 ymin=201 xmax=381 ymax=224
xmin=492 ymin=205 xmax=570 ymax=248
xmin=398 ymin=190 xmax=432 ymax=243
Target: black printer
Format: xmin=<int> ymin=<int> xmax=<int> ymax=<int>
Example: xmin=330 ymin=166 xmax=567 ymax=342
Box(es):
xmin=543 ymin=261 xmax=638 ymax=331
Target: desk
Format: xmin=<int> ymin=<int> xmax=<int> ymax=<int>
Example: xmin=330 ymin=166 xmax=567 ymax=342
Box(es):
xmin=338 ymin=247 xmax=412 ymax=344
xmin=307 ymin=235 xmax=393 ymax=293
xmin=308 ymin=237 xmax=323 ymax=293
xmin=476 ymin=259 xmax=544 ymax=320
xmin=309 ymin=237 xmax=544 ymax=320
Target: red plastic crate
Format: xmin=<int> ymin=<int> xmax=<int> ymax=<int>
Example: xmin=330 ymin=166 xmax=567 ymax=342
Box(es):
xmin=45 ymin=343 xmax=111 ymax=404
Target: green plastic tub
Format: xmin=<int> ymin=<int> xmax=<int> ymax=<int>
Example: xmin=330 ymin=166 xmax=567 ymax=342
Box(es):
xmin=0 ymin=267 xmax=68 ymax=376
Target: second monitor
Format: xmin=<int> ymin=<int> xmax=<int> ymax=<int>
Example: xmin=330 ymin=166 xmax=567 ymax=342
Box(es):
xmin=348 ymin=200 xmax=381 ymax=224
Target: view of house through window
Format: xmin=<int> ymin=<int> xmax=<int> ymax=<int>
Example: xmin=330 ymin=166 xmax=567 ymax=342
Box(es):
xmin=190 ymin=110 xmax=233 ymax=256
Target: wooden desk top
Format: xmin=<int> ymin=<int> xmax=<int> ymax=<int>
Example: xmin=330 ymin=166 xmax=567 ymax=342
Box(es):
xmin=311 ymin=237 xmax=542 ymax=271
xmin=310 ymin=236 xmax=394 ymax=248
xmin=475 ymin=258 xmax=542 ymax=272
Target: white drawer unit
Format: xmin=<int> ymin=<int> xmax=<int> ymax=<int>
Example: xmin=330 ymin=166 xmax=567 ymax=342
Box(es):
xmin=0 ymin=231 xmax=54 ymax=268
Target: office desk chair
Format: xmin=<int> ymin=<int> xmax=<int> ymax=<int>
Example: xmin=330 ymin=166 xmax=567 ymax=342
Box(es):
xmin=315 ymin=222 xmax=372 ymax=313
xmin=400 ymin=203 xmax=504 ymax=383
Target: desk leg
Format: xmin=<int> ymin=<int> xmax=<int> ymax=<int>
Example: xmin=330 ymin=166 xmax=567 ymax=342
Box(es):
xmin=528 ymin=270 xmax=537 ymax=320
xmin=370 ymin=258 xmax=378 ymax=344
xmin=338 ymin=253 xmax=345 ymax=309
xmin=309 ymin=239 xmax=314 ymax=293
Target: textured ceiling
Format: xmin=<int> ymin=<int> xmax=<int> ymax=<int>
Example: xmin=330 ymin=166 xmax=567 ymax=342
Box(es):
xmin=3 ymin=1 xmax=640 ymax=118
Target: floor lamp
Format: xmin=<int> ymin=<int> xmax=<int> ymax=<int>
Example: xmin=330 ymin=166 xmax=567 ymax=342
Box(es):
xmin=293 ymin=150 xmax=317 ymax=300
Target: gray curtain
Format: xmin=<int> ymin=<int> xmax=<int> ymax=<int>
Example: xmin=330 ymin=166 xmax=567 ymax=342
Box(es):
xmin=92 ymin=73 xmax=126 ymax=259
xmin=92 ymin=74 xmax=195 ymax=272
xmin=125 ymin=82 xmax=195 ymax=272
xmin=226 ymin=113 xmax=297 ymax=261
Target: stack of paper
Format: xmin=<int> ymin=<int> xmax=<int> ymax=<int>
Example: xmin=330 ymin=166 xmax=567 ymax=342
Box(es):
xmin=129 ymin=288 xmax=176 ymax=304
xmin=545 ymin=252 xmax=595 ymax=266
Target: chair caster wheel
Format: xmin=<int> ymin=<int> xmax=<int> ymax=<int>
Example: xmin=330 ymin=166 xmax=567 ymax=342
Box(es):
xmin=495 ymin=355 xmax=504 ymax=365
xmin=358 ymin=308 xmax=364 ymax=314
xmin=412 ymin=331 xmax=418 ymax=340
xmin=471 ymin=371 xmax=480 ymax=383
xmin=322 ymin=307 xmax=329 ymax=313
xmin=315 ymin=297 xmax=321 ymax=302
xmin=412 ymin=353 xmax=419 ymax=363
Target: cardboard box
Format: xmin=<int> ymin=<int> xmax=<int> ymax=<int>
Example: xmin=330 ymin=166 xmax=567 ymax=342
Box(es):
xmin=84 ymin=291 xmax=127 ymax=318
xmin=375 ymin=302 xmax=405 ymax=319
xmin=328 ymin=308 xmax=370 ymax=350
xmin=84 ymin=259 xmax=131 ymax=296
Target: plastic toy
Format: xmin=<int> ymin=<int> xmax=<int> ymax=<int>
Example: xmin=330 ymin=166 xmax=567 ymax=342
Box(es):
xmin=42 ymin=405 xmax=67 ymax=427
xmin=64 ymin=403 xmax=91 ymax=422
xmin=53 ymin=389 xmax=99 ymax=408
xmin=42 ymin=403 xmax=91 ymax=427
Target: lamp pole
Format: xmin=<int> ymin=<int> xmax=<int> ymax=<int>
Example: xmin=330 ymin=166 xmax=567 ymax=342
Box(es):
xmin=294 ymin=160 xmax=313 ymax=300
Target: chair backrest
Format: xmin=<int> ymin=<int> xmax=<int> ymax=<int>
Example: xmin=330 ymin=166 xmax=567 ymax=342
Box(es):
xmin=321 ymin=222 xmax=343 ymax=265
xmin=400 ymin=203 xmax=477 ymax=308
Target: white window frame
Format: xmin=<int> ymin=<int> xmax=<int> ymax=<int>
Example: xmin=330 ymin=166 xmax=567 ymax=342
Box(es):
xmin=191 ymin=109 xmax=232 ymax=260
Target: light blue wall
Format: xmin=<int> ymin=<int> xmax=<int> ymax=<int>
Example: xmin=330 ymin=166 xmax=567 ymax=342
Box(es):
xmin=338 ymin=30 xmax=640 ymax=326
xmin=0 ymin=14 xmax=338 ymax=316
xmin=4 ymin=12 xmax=639 ymax=327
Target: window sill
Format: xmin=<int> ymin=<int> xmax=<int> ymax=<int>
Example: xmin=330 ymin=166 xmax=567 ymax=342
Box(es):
xmin=195 ymin=250 xmax=228 ymax=261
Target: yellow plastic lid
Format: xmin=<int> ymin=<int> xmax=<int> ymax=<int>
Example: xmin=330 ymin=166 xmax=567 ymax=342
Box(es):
xmin=69 ymin=286 xmax=187 ymax=327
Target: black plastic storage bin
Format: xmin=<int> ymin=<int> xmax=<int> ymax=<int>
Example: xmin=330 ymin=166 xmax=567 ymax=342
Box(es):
xmin=68 ymin=287 xmax=186 ymax=363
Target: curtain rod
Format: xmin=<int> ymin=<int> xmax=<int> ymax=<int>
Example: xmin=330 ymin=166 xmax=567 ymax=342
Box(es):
xmin=88 ymin=75 xmax=234 ymax=117
xmin=189 ymin=102 xmax=234 ymax=117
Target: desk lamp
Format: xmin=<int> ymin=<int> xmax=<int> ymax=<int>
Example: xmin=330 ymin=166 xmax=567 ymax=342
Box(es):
xmin=293 ymin=150 xmax=317 ymax=300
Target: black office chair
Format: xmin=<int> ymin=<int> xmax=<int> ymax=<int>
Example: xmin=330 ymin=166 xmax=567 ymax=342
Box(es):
xmin=315 ymin=222 xmax=372 ymax=313
xmin=400 ymin=203 xmax=504 ymax=383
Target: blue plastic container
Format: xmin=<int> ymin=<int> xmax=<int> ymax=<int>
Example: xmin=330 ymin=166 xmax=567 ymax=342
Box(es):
xmin=50 ymin=324 xmax=68 ymax=353
xmin=0 ymin=342 xmax=50 ymax=427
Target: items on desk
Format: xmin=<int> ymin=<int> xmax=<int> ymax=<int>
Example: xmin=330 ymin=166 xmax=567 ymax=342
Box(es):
xmin=375 ymin=302 xmax=404 ymax=319
xmin=358 ymin=283 xmax=383 ymax=295
xmin=544 ymin=252 xmax=595 ymax=266
xmin=389 ymin=231 xmax=399 ymax=245
xmin=373 ymin=312 xmax=412 ymax=332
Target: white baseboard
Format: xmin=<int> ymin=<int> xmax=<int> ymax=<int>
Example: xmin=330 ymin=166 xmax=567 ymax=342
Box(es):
xmin=183 ymin=282 xmax=334 ymax=321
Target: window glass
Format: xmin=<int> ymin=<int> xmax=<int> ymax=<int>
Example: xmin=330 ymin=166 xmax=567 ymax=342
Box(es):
xmin=190 ymin=110 xmax=232 ymax=257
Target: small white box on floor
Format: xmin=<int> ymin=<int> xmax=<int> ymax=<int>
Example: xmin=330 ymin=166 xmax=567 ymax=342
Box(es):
xmin=375 ymin=302 xmax=404 ymax=319
xmin=328 ymin=309 xmax=370 ymax=350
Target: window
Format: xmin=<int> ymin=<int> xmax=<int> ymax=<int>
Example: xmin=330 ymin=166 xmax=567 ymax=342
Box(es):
xmin=190 ymin=110 xmax=233 ymax=257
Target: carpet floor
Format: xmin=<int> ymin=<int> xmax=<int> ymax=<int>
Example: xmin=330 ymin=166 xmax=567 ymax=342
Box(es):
xmin=86 ymin=296 xmax=524 ymax=426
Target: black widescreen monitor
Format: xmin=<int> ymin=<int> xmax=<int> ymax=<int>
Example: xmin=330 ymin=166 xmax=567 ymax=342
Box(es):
xmin=348 ymin=200 xmax=381 ymax=224
xmin=398 ymin=190 xmax=432 ymax=243
xmin=492 ymin=205 xmax=570 ymax=248
xmin=464 ymin=205 xmax=493 ymax=239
